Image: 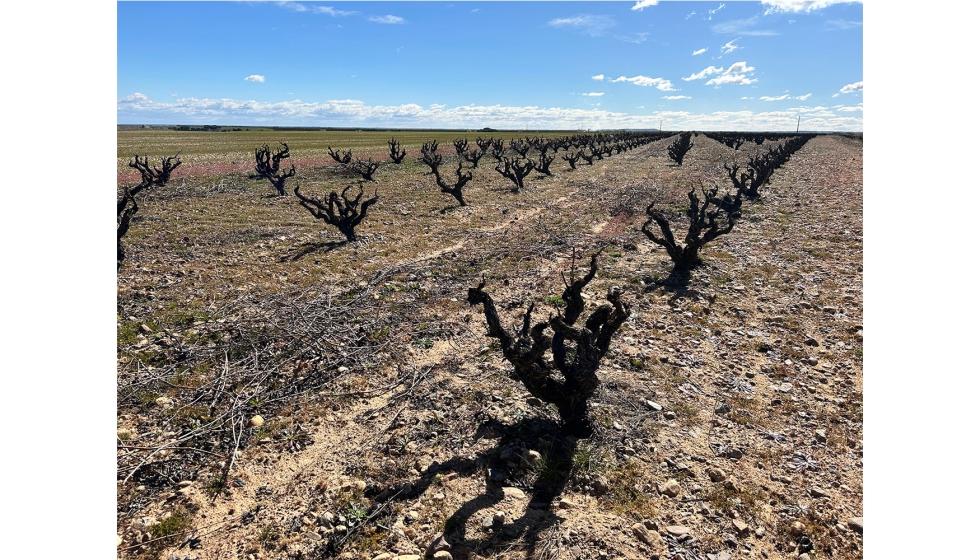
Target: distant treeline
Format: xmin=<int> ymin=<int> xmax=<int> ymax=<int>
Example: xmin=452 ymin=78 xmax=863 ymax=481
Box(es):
xmin=118 ymin=125 xmax=628 ymax=133
xmin=118 ymin=124 xmax=861 ymax=135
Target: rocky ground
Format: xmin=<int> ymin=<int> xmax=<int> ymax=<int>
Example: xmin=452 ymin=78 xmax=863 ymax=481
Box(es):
xmin=117 ymin=132 xmax=863 ymax=560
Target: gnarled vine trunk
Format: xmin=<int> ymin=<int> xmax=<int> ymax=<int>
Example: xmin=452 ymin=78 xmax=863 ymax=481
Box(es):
xmin=467 ymin=252 xmax=631 ymax=436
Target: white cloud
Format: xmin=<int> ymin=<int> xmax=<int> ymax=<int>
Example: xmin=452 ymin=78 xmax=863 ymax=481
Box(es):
xmin=631 ymin=0 xmax=659 ymax=11
xmin=663 ymin=95 xmax=691 ymax=100
xmin=709 ymin=4 xmax=726 ymax=15
xmin=721 ymin=39 xmax=741 ymax=54
xmin=312 ymin=6 xmax=357 ymax=17
xmin=117 ymin=93 xmax=861 ymax=131
xmin=762 ymin=0 xmax=859 ymax=14
xmin=276 ymin=2 xmax=306 ymax=12
xmin=795 ymin=93 xmax=812 ymax=100
xmin=276 ymin=2 xmax=357 ymax=16
xmin=583 ymin=92 xmax=604 ymax=97
xmin=692 ymin=47 xmax=708 ymax=56
xmin=712 ymin=17 xmax=778 ymax=36
xmin=592 ymin=74 xmax=605 ymax=81
xmin=686 ymin=61 xmax=755 ymax=87
xmin=611 ymin=75 xmax=677 ymax=91
xmin=117 ymin=93 xmax=654 ymax=128
xmin=683 ymin=66 xmax=723 ymax=81
xmin=793 ymin=105 xmax=836 ymax=116
xmin=616 ymin=32 xmax=649 ymax=44
xmin=826 ymin=19 xmax=862 ymax=30
xmin=706 ymin=74 xmax=756 ymax=86
xmin=245 ymin=75 xmax=265 ymax=83
xmin=726 ymin=61 xmax=754 ymax=74
xmin=839 ymin=81 xmax=863 ymax=94
xmin=369 ymin=15 xmax=404 ymax=24
xmin=740 ymin=96 xmax=754 ymax=100
xmin=548 ymin=14 xmax=616 ymax=37
xmin=760 ymin=94 xmax=790 ymax=101
xmin=834 ymin=103 xmax=863 ymax=112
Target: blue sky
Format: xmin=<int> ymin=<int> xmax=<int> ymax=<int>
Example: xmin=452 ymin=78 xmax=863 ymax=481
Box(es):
xmin=117 ymin=1 xmax=863 ymax=131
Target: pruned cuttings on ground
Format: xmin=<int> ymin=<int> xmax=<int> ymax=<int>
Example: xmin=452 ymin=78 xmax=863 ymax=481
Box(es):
xmin=116 ymin=273 xmax=436 ymax=516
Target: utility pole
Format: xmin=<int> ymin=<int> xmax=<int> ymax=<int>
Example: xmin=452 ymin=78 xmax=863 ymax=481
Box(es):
xmin=660 ymin=119 xmax=663 ymax=132
xmin=796 ymin=115 xmax=800 ymax=133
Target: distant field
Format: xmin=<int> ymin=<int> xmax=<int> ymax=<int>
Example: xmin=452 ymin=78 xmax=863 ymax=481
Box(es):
xmin=117 ymin=129 xmax=579 ymax=159
xmin=117 ymin=128 xmax=588 ymax=183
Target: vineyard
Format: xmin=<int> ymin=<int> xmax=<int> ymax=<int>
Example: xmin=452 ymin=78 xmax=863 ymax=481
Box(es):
xmin=116 ymin=129 xmax=863 ymax=560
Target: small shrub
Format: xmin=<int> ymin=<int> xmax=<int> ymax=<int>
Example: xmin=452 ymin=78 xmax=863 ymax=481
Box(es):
xmin=118 ymin=153 xmax=181 ymax=269
xmin=673 ymin=401 xmax=701 ymax=427
xmin=431 ymin=161 xmax=473 ymax=207
xmin=545 ymin=295 xmax=566 ymax=307
xmin=562 ymin=150 xmax=582 ymax=169
xmin=419 ymin=140 xmax=442 ymax=174
xmin=462 ymin=146 xmax=484 ymax=169
xmin=494 ymin=156 xmax=536 ymax=192
xmin=641 ymin=180 xmax=742 ymax=271
xmin=258 ymin=524 xmax=282 ymax=551
xmin=667 ymin=132 xmax=694 ymax=165
xmin=534 ymin=150 xmax=556 ymax=176
xmin=387 ymin=138 xmax=406 ymax=163
xmin=151 ymin=510 xmax=192 ymax=542
xmin=253 ymin=143 xmax=295 ymax=196
xmin=705 ymin=481 xmax=764 ymax=517
xmin=349 ymin=157 xmax=381 ymax=181
xmin=467 ymin=250 xmax=631 ymax=436
xmin=327 ymin=146 xmax=352 ymax=164
xmin=602 ymin=459 xmax=658 ymax=518
xmin=295 ymin=183 xmax=379 ymax=242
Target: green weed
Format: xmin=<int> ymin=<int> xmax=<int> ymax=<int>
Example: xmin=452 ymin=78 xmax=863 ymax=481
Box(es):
xmin=545 ymin=295 xmax=566 ymax=307
xmin=258 ymin=524 xmax=282 ymax=551
xmin=151 ymin=510 xmax=192 ymax=542
xmin=601 ymin=459 xmax=657 ymax=519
